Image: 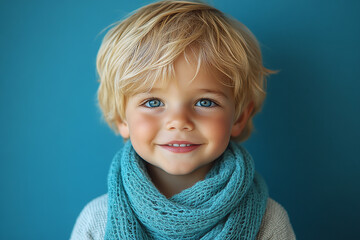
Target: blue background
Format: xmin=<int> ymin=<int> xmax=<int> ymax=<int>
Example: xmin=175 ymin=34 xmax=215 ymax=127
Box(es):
xmin=1 ymin=0 xmax=359 ymax=239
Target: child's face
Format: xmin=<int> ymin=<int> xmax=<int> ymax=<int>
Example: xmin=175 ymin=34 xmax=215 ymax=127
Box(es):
xmin=118 ymin=55 xmax=246 ymax=176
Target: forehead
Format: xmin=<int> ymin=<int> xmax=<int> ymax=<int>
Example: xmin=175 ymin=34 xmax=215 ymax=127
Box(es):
xmin=134 ymin=63 xmax=232 ymax=100
xmin=173 ymin=54 xmax=228 ymax=88
xmin=126 ymin=53 xmax=233 ymax=97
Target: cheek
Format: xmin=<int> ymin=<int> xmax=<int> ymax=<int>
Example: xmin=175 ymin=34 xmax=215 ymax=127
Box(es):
xmin=199 ymin=113 xmax=234 ymax=142
xmin=127 ymin=112 xmax=161 ymax=160
xmin=128 ymin=113 xmax=160 ymax=142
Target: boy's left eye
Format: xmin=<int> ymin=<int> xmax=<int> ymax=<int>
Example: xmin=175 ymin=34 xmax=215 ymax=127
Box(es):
xmin=195 ymin=99 xmax=217 ymax=107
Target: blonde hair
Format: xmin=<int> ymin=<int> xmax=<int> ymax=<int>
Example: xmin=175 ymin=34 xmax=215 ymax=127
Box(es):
xmin=97 ymin=0 xmax=275 ymax=141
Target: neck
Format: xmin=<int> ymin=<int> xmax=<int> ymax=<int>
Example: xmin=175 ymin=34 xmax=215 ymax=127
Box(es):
xmin=146 ymin=163 xmax=213 ymax=198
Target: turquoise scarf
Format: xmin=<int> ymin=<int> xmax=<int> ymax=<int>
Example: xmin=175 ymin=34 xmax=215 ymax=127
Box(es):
xmin=105 ymin=141 xmax=268 ymax=239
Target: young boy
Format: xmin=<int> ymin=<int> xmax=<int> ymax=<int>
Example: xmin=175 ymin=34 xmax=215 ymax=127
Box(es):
xmin=71 ymin=1 xmax=295 ymax=239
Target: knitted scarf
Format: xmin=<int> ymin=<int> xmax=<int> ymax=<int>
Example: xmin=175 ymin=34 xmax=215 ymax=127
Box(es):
xmin=105 ymin=141 xmax=268 ymax=239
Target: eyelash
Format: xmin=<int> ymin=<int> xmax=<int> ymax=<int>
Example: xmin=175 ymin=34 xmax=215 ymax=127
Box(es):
xmin=195 ymin=98 xmax=218 ymax=107
xmin=142 ymin=98 xmax=164 ymax=108
xmin=141 ymin=98 xmax=218 ymax=108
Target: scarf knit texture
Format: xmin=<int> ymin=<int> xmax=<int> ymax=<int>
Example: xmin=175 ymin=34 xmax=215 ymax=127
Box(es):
xmin=105 ymin=141 xmax=268 ymax=239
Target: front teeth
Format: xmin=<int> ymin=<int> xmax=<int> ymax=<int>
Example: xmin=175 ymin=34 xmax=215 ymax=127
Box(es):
xmin=168 ymin=144 xmax=191 ymax=147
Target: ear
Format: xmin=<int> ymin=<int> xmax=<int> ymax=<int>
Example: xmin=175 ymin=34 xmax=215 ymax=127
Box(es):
xmin=116 ymin=119 xmax=130 ymax=139
xmin=231 ymin=102 xmax=254 ymax=137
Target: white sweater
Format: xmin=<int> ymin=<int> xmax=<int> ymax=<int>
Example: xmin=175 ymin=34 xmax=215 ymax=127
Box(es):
xmin=70 ymin=194 xmax=295 ymax=239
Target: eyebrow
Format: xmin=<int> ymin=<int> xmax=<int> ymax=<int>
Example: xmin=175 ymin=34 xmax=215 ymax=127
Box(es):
xmin=133 ymin=87 xmax=229 ymax=99
xmin=197 ymin=89 xmax=229 ymax=99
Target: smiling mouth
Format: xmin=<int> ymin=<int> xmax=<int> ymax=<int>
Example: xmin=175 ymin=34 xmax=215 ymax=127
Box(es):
xmin=166 ymin=143 xmax=193 ymax=147
xmin=159 ymin=142 xmax=201 ymax=153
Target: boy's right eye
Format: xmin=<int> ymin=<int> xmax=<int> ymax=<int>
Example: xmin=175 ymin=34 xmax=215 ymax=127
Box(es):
xmin=143 ymin=99 xmax=164 ymax=108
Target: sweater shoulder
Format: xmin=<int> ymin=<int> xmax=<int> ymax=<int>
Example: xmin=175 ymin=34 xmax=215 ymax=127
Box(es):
xmin=256 ymin=198 xmax=296 ymax=240
xmin=70 ymin=194 xmax=108 ymax=240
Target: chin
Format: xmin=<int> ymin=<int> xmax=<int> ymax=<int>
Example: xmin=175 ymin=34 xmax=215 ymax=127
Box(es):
xmin=166 ymin=162 xmax=211 ymax=176
xmin=163 ymin=166 xmax=194 ymax=176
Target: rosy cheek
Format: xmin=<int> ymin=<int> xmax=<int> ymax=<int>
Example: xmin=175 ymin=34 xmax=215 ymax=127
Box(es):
xmin=199 ymin=113 xmax=233 ymax=143
xmin=130 ymin=113 xmax=160 ymax=141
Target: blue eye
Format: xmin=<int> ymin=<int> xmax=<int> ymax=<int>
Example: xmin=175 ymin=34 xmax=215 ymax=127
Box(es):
xmin=195 ymin=99 xmax=216 ymax=107
xmin=144 ymin=99 xmax=164 ymax=108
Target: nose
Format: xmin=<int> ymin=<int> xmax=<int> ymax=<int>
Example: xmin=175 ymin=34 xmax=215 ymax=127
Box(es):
xmin=165 ymin=107 xmax=194 ymax=131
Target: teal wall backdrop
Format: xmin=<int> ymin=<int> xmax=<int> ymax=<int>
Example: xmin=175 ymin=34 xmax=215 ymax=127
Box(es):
xmin=1 ymin=0 xmax=359 ymax=239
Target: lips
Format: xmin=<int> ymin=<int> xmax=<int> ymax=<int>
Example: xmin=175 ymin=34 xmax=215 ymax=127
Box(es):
xmin=159 ymin=141 xmax=201 ymax=153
